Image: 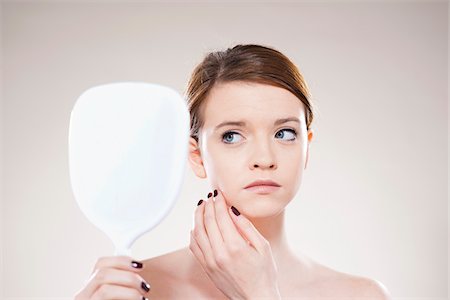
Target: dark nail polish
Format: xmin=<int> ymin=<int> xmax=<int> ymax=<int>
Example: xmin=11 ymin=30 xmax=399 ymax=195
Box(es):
xmin=197 ymin=199 xmax=203 ymax=206
xmin=141 ymin=281 xmax=151 ymax=292
xmin=207 ymin=192 xmax=212 ymax=198
xmin=142 ymin=297 xmax=148 ymax=300
xmin=231 ymin=206 xmax=240 ymax=216
xmin=213 ymin=189 xmax=218 ymax=197
xmin=131 ymin=260 xmax=143 ymax=268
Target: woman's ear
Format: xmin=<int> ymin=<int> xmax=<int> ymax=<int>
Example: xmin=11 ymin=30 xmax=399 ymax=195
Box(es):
xmin=188 ymin=137 xmax=207 ymax=178
xmin=305 ymin=129 xmax=314 ymax=170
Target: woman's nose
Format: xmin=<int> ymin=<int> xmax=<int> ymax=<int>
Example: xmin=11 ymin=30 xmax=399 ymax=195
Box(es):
xmin=249 ymin=139 xmax=277 ymax=170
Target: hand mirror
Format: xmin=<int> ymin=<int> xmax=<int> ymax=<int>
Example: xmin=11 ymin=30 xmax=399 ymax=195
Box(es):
xmin=68 ymin=82 xmax=189 ymax=256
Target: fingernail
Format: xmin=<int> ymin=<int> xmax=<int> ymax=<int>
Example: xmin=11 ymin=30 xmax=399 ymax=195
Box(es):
xmin=207 ymin=192 xmax=212 ymax=198
xmin=231 ymin=206 xmax=240 ymax=216
xmin=142 ymin=297 xmax=149 ymax=300
xmin=197 ymin=199 xmax=203 ymax=206
xmin=213 ymin=189 xmax=218 ymax=197
xmin=141 ymin=281 xmax=151 ymax=292
xmin=131 ymin=260 xmax=143 ymax=268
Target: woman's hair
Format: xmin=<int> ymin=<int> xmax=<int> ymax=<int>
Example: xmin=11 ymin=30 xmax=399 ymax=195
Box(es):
xmin=184 ymin=44 xmax=314 ymax=143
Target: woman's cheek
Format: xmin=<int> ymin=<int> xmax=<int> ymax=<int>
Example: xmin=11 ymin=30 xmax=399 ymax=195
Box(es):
xmin=290 ymin=166 xmax=305 ymax=195
xmin=276 ymin=158 xmax=303 ymax=201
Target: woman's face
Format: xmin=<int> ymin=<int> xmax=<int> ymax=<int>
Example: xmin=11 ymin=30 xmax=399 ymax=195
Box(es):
xmin=188 ymin=81 xmax=313 ymax=219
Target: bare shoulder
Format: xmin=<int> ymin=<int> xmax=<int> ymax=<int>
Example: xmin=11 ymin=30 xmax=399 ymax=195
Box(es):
xmin=139 ymin=247 xmax=213 ymax=299
xmin=139 ymin=248 xmax=192 ymax=298
xmin=340 ymin=273 xmax=392 ymax=299
xmin=141 ymin=247 xmax=186 ymax=270
xmin=310 ymin=263 xmax=393 ymax=299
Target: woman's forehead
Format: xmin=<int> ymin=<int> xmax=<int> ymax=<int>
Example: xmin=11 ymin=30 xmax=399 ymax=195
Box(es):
xmin=202 ymin=81 xmax=305 ymax=128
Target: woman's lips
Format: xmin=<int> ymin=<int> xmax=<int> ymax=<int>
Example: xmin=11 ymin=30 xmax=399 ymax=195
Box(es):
xmin=244 ymin=185 xmax=281 ymax=194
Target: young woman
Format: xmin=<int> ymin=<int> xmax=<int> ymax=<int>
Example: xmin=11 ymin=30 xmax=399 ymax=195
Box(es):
xmin=75 ymin=44 xmax=392 ymax=300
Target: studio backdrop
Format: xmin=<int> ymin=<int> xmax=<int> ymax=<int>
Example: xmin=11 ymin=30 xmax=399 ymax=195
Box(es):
xmin=0 ymin=1 xmax=448 ymax=299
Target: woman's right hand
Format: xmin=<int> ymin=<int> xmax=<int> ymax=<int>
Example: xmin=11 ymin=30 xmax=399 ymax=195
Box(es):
xmin=74 ymin=256 xmax=151 ymax=300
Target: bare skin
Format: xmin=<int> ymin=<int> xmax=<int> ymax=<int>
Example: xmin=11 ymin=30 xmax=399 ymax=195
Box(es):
xmin=139 ymin=246 xmax=390 ymax=299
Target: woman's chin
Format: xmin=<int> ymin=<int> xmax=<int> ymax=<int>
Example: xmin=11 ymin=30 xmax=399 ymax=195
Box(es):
xmin=236 ymin=198 xmax=285 ymax=219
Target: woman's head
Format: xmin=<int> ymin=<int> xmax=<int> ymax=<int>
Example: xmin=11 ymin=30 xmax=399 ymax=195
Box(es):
xmin=185 ymin=44 xmax=314 ymax=219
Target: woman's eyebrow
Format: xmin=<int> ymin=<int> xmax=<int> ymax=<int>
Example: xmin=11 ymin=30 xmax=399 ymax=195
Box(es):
xmin=214 ymin=117 xmax=300 ymax=131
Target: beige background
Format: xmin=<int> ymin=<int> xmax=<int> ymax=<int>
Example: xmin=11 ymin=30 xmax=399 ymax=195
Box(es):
xmin=0 ymin=1 xmax=448 ymax=299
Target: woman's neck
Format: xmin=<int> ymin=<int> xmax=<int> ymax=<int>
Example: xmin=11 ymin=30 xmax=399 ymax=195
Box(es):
xmin=247 ymin=209 xmax=295 ymax=265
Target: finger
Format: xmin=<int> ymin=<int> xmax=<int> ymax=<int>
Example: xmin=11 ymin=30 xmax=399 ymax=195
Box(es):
xmin=84 ymin=268 xmax=150 ymax=299
xmin=91 ymin=283 xmax=145 ymax=300
xmin=203 ymin=191 xmax=226 ymax=256
xmin=213 ymin=189 xmax=248 ymax=247
xmin=193 ymin=197 xmax=217 ymax=268
xmin=91 ymin=256 xmax=144 ymax=275
xmin=189 ymin=229 xmax=206 ymax=267
xmin=229 ymin=205 xmax=269 ymax=253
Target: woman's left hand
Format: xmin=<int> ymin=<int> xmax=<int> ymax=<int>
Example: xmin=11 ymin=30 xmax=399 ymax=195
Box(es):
xmin=189 ymin=188 xmax=281 ymax=300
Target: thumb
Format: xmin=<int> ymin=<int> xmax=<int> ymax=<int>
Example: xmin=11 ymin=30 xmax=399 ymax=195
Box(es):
xmin=229 ymin=206 xmax=269 ymax=253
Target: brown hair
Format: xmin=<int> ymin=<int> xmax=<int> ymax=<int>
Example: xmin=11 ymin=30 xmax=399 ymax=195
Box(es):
xmin=184 ymin=44 xmax=314 ymax=144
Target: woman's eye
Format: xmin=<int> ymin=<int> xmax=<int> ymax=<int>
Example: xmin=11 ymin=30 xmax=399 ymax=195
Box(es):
xmin=276 ymin=128 xmax=297 ymax=141
xmin=222 ymin=131 xmax=242 ymax=144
